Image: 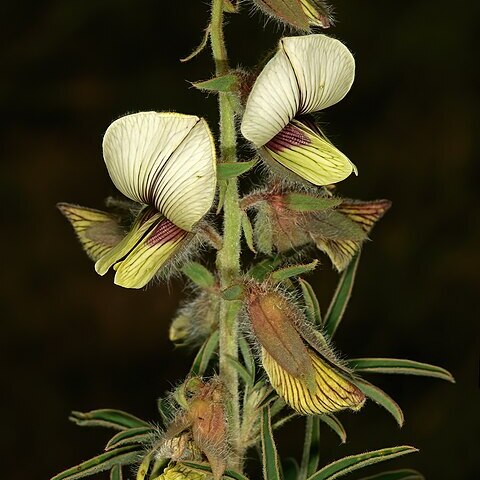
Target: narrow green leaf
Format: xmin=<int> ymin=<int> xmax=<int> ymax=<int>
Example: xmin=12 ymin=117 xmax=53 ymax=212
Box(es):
xmin=180 ymin=24 xmax=210 ymax=62
xmin=285 ymin=193 xmax=342 ymax=212
xmin=239 ymin=335 xmax=255 ymax=379
xmin=283 ymin=458 xmax=300 ymax=480
xmin=354 ymin=379 xmax=404 ymax=427
xmin=306 ymin=446 xmax=418 ymax=480
xmin=319 ymin=414 xmax=346 ymax=444
xmin=221 ymin=284 xmax=245 ymax=300
xmin=261 ymin=406 xmax=281 ymax=480
xmin=216 ymin=179 xmax=227 ymax=214
xmin=248 ymin=257 xmax=283 ymax=282
xmin=358 ymin=469 xmax=425 ymax=480
xmin=324 ymin=253 xmax=360 ymax=338
xmin=105 ymin=427 xmax=154 ymax=451
xmin=348 ymin=358 xmax=455 ymax=383
xmin=69 ymin=409 xmax=150 ymax=431
xmin=226 ymin=354 xmax=254 ymax=386
xmin=270 ymin=260 xmax=318 ymax=283
xmin=180 ymin=461 xmax=250 ymax=480
xmin=218 ymin=160 xmax=256 ymax=180
xmin=271 ymin=412 xmax=298 ymax=431
xmin=51 ymin=447 xmax=141 ymax=480
xmin=189 ymin=329 xmax=219 ymax=377
xmin=299 ymin=278 xmax=322 ymax=326
xmin=299 ymin=416 xmax=320 ymax=479
xmin=110 ymin=465 xmax=122 ymax=480
xmin=193 ymin=73 xmax=239 ymax=93
xmin=182 ymin=262 xmax=215 ymax=289
xmin=242 ymin=212 xmax=257 ymax=253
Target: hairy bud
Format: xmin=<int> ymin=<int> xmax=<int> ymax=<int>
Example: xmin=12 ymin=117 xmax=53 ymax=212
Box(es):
xmin=246 ymin=284 xmax=365 ymax=414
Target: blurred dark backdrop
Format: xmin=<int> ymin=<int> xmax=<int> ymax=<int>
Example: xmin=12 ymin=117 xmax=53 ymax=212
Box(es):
xmin=1 ymin=1 xmax=478 ymax=478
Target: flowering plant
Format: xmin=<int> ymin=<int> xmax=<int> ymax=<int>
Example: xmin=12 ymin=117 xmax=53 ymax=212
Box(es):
xmin=55 ymin=2 xmax=453 ymax=479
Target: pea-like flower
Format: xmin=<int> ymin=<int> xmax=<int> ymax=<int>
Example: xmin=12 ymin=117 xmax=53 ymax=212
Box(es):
xmin=241 ymin=34 xmax=356 ymax=186
xmin=247 ymin=287 xmax=365 ymax=415
xmin=60 ymin=112 xmax=216 ymax=289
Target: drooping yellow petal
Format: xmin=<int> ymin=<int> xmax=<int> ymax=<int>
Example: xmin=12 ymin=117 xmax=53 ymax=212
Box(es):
xmin=57 ymin=203 xmax=125 ymax=261
xmin=95 ymin=206 xmax=162 ymax=276
xmin=264 ymin=119 xmax=356 ymax=185
xmin=102 ymin=112 xmax=216 ymax=231
xmin=262 ymin=347 xmax=365 ymax=415
xmin=312 ymin=199 xmax=391 ymax=271
xmin=113 ymin=217 xmax=188 ymax=289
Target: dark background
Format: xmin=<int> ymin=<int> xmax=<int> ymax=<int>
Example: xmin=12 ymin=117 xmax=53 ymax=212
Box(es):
xmin=2 ymin=0 xmax=478 ymax=478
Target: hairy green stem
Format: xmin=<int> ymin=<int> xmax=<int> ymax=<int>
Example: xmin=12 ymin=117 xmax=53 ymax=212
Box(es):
xmin=210 ymin=0 xmax=242 ymax=468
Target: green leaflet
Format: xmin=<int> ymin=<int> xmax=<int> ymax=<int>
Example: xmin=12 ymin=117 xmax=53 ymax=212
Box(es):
xmin=218 ymin=160 xmax=257 ymax=180
xmin=182 ymin=262 xmax=215 ymax=289
xmin=69 ymin=409 xmax=150 ymax=430
xmin=285 ymin=193 xmax=342 ymax=212
xmin=319 ymin=414 xmax=346 ymax=444
xmin=50 ymin=446 xmax=141 ymax=480
xmin=354 ymin=379 xmax=404 ymax=427
xmin=239 ymin=335 xmax=256 ymax=380
xmin=299 ymin=278 xmax=322 ymax=326
xmin=105 ymin=426 xmax=154 ymax=450
xmin=306 ymin=446 xmax=418 ymax=480
xmin=358 ymin=469 xmax=425 ymax=480
xmin=221 ymin=284 xmax=245 ymax=300
xmin=226 ymin=354 xmax=254 ymax=386
xmin=189 ymin=329 xmax=219 ymax=376
xmin=261 ymin=406 xmax=281 ymax=480
xmin=192 ymin=73 xmax=239 ymax=93
xmin=180 ymin=461 xmax=250 ymax=480
xmin=270 ymin=260 xmax=318 ymax=283
xmin=157 ymin=397 xmax=174 ymax=427
xmin=324 ymin=253 xmax=360 ymax=338
xmin=110 ymin=465 xmax=122 ymax=480
xmin=299 ymin=416 xmax=320 ymax=479
xmin=248 ymin=257 xmax=283 ymax=281
xmin=242 ymin=212 xmax=256 ymax=253
xmin=283 ymin=458 xmax=300 ymax=480
xmin=348 ymin=358 xmax=455 ymax=383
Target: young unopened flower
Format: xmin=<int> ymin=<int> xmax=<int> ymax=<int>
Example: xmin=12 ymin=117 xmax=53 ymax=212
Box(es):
xmin=61 ymin=112 xmax=216 ymax=289
xmin=246 ymin=286 xmax=365 ymax=415
xmin=241 ymin=35 xmax=356 ymax=186
xmin=252 ymin=0 xmax=333 ymax=30
xmin=248 ymin=186 xmax=391 ymax=271
xmin=157 ymin=464 xmax=206 ymax=480
xmin=158 ymin=378 xmax=228 ymax=480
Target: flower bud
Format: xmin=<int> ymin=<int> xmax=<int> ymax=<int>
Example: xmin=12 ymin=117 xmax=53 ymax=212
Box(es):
xmin=169 ymin=292 xmax=219 ymax=347
xmin=187 ymin=379 xmax=228 ymax=480
xmin=246 ymin=285 xmax=365 ymax=414
xmin=250 ymin=185 xmax=391 ymax=271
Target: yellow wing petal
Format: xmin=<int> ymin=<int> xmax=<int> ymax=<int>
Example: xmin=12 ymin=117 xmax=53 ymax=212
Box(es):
xmin=262 ymin=347 xmax=365 ymax=415
xmin=265 ymin=120 xmax=356 ymax=186
xmin=57 ymin=203 xmax=124 ymax=261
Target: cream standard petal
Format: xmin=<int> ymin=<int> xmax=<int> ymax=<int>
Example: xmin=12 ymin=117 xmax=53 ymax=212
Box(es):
xmin=151 ymin=119 xmax=216 ymax=231
xmin=241 ymin=49 xmax=301 ymax=147
xmin=281 ymin=35 xmax=355 ymax=115
xmin=102 ymin=112 xmax=216 ymax=230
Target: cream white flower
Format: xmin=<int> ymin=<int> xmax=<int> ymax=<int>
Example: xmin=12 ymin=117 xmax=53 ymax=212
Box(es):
xmin=94 ymin=111 xmax=216 ymax=289
xmin=241 ymin=34 xmax=357 ymax=186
